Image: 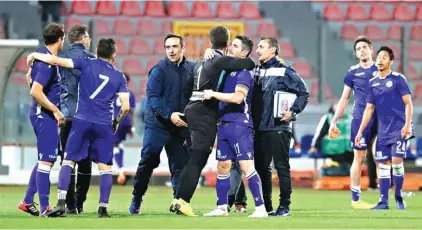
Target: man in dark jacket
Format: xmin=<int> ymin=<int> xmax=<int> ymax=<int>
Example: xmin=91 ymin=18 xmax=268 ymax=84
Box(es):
xmin=58 ymin=24 xmax=95 ymax=214
xmin=129 ymin=34 xmax=195 ymax=214
xmin=252 ymin=37 xmax=309 ymax=216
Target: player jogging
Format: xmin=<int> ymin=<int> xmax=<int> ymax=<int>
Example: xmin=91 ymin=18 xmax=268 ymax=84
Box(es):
xmin=19 ymin=23 xmax=65 ymax=217
xmin=355 ymin=46 xmax=414 ymax=210
xmin=329 ymin=36 xmax=377 ymax=209
xmin=26 ymin=38 xmax=130 ymax=217
xmin=202 ymin=36 xmax=267 ymax=218
xmin=113 ymin=72 xmax=136 ymax=184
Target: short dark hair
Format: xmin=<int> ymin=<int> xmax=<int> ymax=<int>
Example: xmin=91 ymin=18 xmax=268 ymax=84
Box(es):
xmin=68 ymin=24 xmax=88 ymax=44
xmin=353 ymin=36 xmax=372 ymax=51
xmin=209 ymin=26 xmax=230 ymax=50
xmin=97 ymin=38 xmax=116 ymax=59
xmin=377 ymin=46 xmax=395 ymax=61
xmin=164 ymin=33 xmax=184 ymax=47
xmin=43 ymin=23 xmax=65 ymax=45
xmin=123 ymin=72 xmax=130 ymax=83
xmin=260 ymin=37 xmax=279 ymax=55
xmin=235 ymin=35 xmax=253 ymax=56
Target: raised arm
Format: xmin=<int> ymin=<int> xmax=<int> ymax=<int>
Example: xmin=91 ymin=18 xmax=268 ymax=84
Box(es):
xmin=27 ymin=52 xmax=74 ymax=69
xmin=213 ymin=56 xmax=256 ymax=72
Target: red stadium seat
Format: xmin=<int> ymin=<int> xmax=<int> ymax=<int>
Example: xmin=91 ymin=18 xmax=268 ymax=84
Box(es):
xmin=137 ymin=19 xmax=160 ymax=36
xmin=412 ymin=83 xmax=422 ymax=99
xmin=409 ymin=43 xmax=422 ymax=61
xmin=144 ymin=1 xmax=166 ymax=17
xmin=387 ymin=24 xmax=402 ymax=41
xmin=340 ymin=24 xmax=360 ymax=40
xmin=65 ymin=17 xmax=82 ymax=32
xmin=387 ymin=43 xmax=400 ymax=60
xmin=258 ymin=21 xmax=278 ymax=37
xmin=410 ymin=25 xmax=422 ymax=41
xmin=244 ymin=22 xmax=257 ymax=37
xmin=167 ymin=2 xmax=190 ymax=18
xmin=192 ymin=2 xmax=214 ymax=18
xmin=216 ymin=2 xmax=238 ymax=19
xmin=393 ymin=4 xmax=414 ymax=21
xmin=162 ymin=20 xmax=172 ymax=34
xmin=323 ymin=4 xmax=345 ymax=21
xmin=346 ymin=4 xmax=368 ymax=21
xmin=95 ymin=1 xmax=118 ymax=16
xmin=415 ymin=5 xmax=422 ymax=21
xmin=363 ymin=24 xmax=385 ymax=41
xmin=398 ymin=64 xmax=417 ymax=80
xmin=129 ymin=39 xmax=153 ymax=55
xmin=123 ymin=58 xmax=146 ymax=76
xmin=15 ymin=56 xmax=28 ymax=73
xmin=93 ymin=19 xmax=111 ymax=35
xmin=293 ymin=61 xmax=312 ymax=79
xmin=113 ymin=19 xmax=135 ymax=36
xmin=154 ymin=39 xmax=165 ymax=55
xmin=369 ymin=4 xmax=392 ymax=21
xmin=239 ymin=2 xmax=261 ymax=19
xmin=146 ymin=58 xmax=160 ymax=72
xmin=11 ymin=73 xmax=27 ymax=86
xmin=310 ymin=82 xmax=335 ymax=99
xmin=70 ymin=1 xmax=93 ymax=15
xmin=279 ymin=41 xmax=296 ymax=59
xmin=120 ymin=1 xmax=142 ymax=16
xmin=114 ymin=39 xmax=128 ymax=56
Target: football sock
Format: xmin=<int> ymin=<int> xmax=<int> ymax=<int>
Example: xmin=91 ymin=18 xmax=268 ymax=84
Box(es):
xmin=37 ymin=164 xmax=52 ymax=213
xmin=99 ymin=170 xmax=113 ymax=206
xmin=392 ymin=163 xmax=404 ymax=197
xmin=379 ymin=163 xmax=391 ymax=204
xmin=23 ymin=164 xmax=38 ymax=204
xmin=216 ymin=173 xmax=230 ymax=206
xmin=246 ymin=171 xmax=264 ymax=207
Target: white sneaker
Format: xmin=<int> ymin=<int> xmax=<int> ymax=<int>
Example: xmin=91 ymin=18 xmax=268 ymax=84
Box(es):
xmin=248 ymin=205 xmax=268 ymax=218
xmin=203 ymin=206 xmax=228 ymax=217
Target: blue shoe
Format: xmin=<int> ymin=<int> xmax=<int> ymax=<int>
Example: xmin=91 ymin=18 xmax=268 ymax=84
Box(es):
xmin=371 ymin=202 xmax=389 ymax=210
xmin=395 ymin=196 xmax=406 ymax=210
xmin=128 ymin=199 xmax=141 ymax=215
xmin=273 ymin=206 xmax=291 ymax=216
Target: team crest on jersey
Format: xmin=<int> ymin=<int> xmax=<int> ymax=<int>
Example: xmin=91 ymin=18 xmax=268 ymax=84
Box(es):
xmin=386 ymin=81 xmax=393 ymax=88
xmin=372 ymin=71 xmax=378 ymax=77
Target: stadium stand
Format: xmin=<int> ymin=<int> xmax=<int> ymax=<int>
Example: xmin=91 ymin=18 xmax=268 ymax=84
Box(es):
xmin=49 ymin=1 xmax=319 ymax=104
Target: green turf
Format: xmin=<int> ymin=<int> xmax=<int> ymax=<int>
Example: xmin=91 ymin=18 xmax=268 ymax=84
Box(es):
xmin=0 ymin=185 xmax=421 ymax=229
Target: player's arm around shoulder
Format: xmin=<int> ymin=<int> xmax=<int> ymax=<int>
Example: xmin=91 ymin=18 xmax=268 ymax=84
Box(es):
xmin=27 ymin=52 xmax=75 ymax=69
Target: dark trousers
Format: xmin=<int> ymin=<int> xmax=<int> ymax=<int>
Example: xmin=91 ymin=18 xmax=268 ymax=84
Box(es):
xmin=59 ymin=119 xmax=92 ymax=209
xmin=132 ymin=126 xmax=189 ymax=203
xmin=254 ymin=130 xmax=292 ymax=212
xmin=39 ymin=1 xmax=62 ymax=28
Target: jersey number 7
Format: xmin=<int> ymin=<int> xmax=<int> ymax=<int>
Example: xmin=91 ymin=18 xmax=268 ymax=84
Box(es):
xmin=90 ymin=74 xmax=110 ymax=99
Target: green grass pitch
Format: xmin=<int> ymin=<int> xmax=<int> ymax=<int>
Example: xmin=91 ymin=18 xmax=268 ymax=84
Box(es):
xmin=0 ymin=185 xmax=421 ymax=229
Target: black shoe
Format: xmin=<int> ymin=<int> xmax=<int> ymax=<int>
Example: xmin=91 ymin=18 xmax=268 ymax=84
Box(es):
xmin=65 ymin=207 xmax=78 ymax=214
xmin=98 ymin=207 xmax=111 ymax=218
xmin=77 ymin=206 xmax=84 ymax=214
xmin=44 ymin=201 xmax=66 ymax=218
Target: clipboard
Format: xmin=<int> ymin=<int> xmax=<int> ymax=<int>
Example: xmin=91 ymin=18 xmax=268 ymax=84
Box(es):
xmin=273 ymin=91 xmax=297 ymax=118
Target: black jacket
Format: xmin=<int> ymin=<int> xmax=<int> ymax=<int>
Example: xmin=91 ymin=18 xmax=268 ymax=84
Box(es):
xmin=252 ymin=57 xmax=309 ymax=131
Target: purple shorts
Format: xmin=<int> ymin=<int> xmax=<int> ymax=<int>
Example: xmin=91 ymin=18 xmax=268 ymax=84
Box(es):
xmin=30 ymin=116 xmax=59 ymax=162
xmin=216 ymin=122 xmax=254 ymax=161
xmin=375 ymin=138 xmax=408 ymax=163
xmin=114 ymin=124 xmax=131 ymax=144
xmin=350 ymin=118 xmax=375 ymax=150
xmin=64 ymin=118 xmax=114 ymax=165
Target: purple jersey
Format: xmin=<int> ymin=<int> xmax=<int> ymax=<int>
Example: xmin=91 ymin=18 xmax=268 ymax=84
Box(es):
xmin=367 ymin=71 xmax=411 ymax=145
xmin=72 ymin=57 xmax=128 ymax=125
xmin=344 ymin=63 xmax=378 ymax=119
xmin=29 ymin=46 xmax=61 ymax=119
xmin=218 ymin=70 xmax=254 ymax=125
xmin=113 ymin=90 xmax=135 ymax=126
